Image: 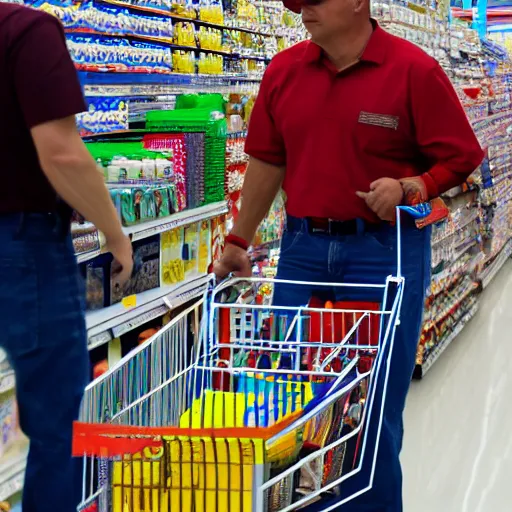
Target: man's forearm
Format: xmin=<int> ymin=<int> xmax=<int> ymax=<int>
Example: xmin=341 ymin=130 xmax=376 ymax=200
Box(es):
xmin=42 ymin=150 xmax=124 ymax=241
xmin=231 ymin=157 xmax=285 ymax=243
xmin=32 ymin=116 xmax=126 ymax=242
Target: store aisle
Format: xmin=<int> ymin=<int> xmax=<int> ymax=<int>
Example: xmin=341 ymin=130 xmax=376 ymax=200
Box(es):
xmin=402 ymin=261 xmax=512 ymax=512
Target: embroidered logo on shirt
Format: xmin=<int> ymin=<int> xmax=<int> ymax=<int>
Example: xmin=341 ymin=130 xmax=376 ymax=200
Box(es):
xmin=358 ymin=112 xmax=399 ymax=130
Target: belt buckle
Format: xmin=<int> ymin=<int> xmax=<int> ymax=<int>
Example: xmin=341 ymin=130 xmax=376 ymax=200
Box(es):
xmin=309 ymin=218 xmax=330 ymax=235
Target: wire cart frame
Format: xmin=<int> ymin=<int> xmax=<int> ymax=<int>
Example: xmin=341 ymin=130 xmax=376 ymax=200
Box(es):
xmin=74 ymin=211 xmax=415 ymax=512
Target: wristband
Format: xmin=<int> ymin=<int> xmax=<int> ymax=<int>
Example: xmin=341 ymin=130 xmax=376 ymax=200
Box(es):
xmin=226 ymin=234 xmax=250 ymax=251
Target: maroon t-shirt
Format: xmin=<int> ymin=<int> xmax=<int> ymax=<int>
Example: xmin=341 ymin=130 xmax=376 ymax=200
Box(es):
xmin=0 ymin=4 xmax=87 ymax=213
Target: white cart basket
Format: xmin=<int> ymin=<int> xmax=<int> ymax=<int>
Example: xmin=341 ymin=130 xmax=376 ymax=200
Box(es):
xmin=74 ymin=210 xmax=416 ymax=512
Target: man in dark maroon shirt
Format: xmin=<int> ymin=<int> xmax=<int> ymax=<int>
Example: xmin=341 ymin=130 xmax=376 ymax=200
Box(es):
xmin=0 ymin=4 xmax=133 ymax=511
xmin=216 ymin=0 xmax=483 ymax=509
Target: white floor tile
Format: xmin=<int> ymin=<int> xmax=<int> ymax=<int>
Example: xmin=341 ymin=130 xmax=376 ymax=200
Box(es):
xmin=402 ymin=261 xmax=512 ymax=512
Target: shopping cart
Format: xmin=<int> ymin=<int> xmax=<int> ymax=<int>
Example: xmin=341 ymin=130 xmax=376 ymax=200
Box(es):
xmin=74 ymin=209 xmax=422 ymax=512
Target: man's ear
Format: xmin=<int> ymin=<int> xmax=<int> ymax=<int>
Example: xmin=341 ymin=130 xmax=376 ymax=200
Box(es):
xmin=353 ymin=0 xmax=366 ymax=13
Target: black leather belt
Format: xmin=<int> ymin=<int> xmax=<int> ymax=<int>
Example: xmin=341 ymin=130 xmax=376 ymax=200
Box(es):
xmin=287 ymin=216 xmax=381 ymax=236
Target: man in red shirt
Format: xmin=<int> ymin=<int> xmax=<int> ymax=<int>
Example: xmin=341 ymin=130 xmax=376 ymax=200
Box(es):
xmin=0 ymin=4 xmax=133 ymax=511
xmin=215 ymin=0 xmax=483 ymax=509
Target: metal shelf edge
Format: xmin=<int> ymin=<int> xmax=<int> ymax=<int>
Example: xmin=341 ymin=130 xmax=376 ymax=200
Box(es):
xmin=480 ymin=239 xmax=512 ymax=289
xmin=125 ymin=201 xmax=228 ymax=242
xmin=0 ymin=442 xmax=28 ymax=502
xmin=86 ymin=274 xmax=210 ymax=348
xmin=75 ymin=201 xmax=228 ymax=263
xmin=421 ymin=304 xmax=479 ymax=377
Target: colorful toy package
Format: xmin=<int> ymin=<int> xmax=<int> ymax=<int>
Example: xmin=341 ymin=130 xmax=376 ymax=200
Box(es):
xmin=111 ymin=236 xmax=161 ymax=304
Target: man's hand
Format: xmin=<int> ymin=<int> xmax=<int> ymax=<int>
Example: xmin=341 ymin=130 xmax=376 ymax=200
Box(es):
xmin=213 ymin=244 xmax=252 ymax=279
xmin=357 ymin=178 xmax=404 ymax=221
xmin=107 ymin=233 xmax=134 ymax=286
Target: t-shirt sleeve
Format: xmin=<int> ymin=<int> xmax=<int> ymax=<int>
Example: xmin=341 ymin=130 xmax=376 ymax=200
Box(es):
xmin=244 ymin=64 xmax=286 ymax=166
xmin=9 ymin=13 xmax=87 ymax=128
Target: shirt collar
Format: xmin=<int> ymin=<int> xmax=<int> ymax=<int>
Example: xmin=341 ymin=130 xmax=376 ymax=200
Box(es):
xmin=300 ymin=19 xmax=388 ymax=66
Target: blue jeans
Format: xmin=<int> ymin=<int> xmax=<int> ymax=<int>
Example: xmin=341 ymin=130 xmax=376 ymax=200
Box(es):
xmin=0 ymin=213 xmax=88 ymax=512
xmin=273 ymin=217 xmax=431 ymax=511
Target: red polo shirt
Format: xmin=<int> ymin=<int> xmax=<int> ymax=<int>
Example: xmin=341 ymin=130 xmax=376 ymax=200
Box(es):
xmin=245 ymin=22 xmax=484 ymax=221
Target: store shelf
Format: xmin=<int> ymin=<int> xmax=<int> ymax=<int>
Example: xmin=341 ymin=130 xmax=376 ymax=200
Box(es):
xmin=86 ymin=274 xmax=211 ymax=348
xmin=76 ymin=248 xmax=102 ymax=264
xmin=423 ymin=280 xmax=478 ymax=331
xmin=75 ymin=202 xmax=228 ymax=264
xmin=80 ymin=72 xmax=262 ymax=96
xmin=95 ymin=0 xmax=276 ymax=37
xmin=0 ymin=371 xmax=15 ymax=395
xmin=124 ymin=201 xmax=228 ymax=242
xmin=0 ymin=440 xmax=28 ymax=502
xmin=67 ymin=28 xmax=271 ymax=61
xmin=480 ymin=238 xmax=512 ymax=289
xmin=431 ymin=210 xmax=479 ymax=246
xmin=415 ymin=302 xmax=479 ymax=379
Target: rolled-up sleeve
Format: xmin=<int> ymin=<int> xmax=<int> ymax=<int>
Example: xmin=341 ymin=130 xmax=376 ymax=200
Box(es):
xmin=411 ymin=62 xmax=484 ymax=197
xmin=244 ymin=63 xmax=286 ymax=166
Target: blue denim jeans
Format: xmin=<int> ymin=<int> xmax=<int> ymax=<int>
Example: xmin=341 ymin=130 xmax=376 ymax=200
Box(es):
xmin=0 ymin=213 xmax=88 ymax=512
xmin=273 ymin=217 xmax=431 ymax=512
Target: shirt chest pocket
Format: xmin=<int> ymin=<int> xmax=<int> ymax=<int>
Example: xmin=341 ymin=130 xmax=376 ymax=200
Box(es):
xmin=355 ymin=113 xmax=412 ymax=158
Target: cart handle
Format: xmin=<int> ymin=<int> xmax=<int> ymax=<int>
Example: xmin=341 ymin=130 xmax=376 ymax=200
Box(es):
xmin=396 ymin=202 xmax=439 ymax=279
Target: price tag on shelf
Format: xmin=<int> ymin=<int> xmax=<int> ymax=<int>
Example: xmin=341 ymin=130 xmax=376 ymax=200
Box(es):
xmin=122 ymin=295 xmax=137 ymax=309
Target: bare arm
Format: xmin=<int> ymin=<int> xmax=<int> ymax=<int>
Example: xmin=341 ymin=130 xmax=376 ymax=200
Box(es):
xmin=31 ymin=115 xmax=133 ymax=283
xmin=214 ymin=157 xmax=284 ymax=278
xmin=32 ymin=116 xmax=123 ymax=239
xmin=231 ymin=156 xmax=285 ymax=242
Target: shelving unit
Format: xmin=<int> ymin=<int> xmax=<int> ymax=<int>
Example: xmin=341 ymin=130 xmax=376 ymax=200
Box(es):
xmin=76 ymin=201 xmax=228 ymax=263
xmin=416 ymin=302 xmax=480 ymax=378
xmin=480 ymin=238 xmax=512 ymax=289
xmin=95 ymin=0 xmax=279 ymax=37
xmin=86 ymin=274 xmax=211 ymax=349
xmin=0 ymin=441 xmax=28 ymax=503
xmin=66 ymin=28 xmax=271 ymax=61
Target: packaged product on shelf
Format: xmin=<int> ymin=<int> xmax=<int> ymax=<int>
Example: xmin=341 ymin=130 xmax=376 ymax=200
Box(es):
xmin=197 ymin=27 xmax=223 ymax=51
xmin=199 ymin=0 xmax=224 ymax=24
xmin=184 ymin=132 xmax=206 ymax=208
xmin=82 ymin=254 xmax=112 ymax=311
xmin=171 ymin=0 xmax=197 ymax=19
xmin=161 ymin=227 xmax=186 ymax=284
xmin=197 ymin=53 xmax=224 ymax=74
xmin=144 ymin=133 xmax=188 ymax=211
xmin=77 ymin=98 xmax=129 ymax=136
xmin=198 ymin=220 xmax=212 ymax=274
xmin=68 ymin=35 xmax=173 ymax=74
xmin=71 ymin=222 xmax=101 ymax=255
xmin=110 ymin=187 xmax=157 ymax=226
xmin=173 ymin=22 xmax=196 ymax=47
xmin=211 ymin=215 xmax=227 ymax=262
xmin=0 ymin=391 xmax=19 ymax=459
xmin=112 ymin=236 xmax=161 ymax=304
xmin=172 ymin=50 xmax=196 ymax=73
xmin=183 ymin=223 xmax=200 ymax=277
xmin=145 ymin=100 xmax=226 ymax=206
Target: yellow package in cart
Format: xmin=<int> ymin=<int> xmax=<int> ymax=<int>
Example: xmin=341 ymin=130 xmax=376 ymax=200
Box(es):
xmin=111 ymin=436 xmax=264 ymax=512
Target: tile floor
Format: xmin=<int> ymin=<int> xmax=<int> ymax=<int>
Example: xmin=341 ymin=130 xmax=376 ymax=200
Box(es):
xmin=402 ymin=261 xmax=512 ymax=512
